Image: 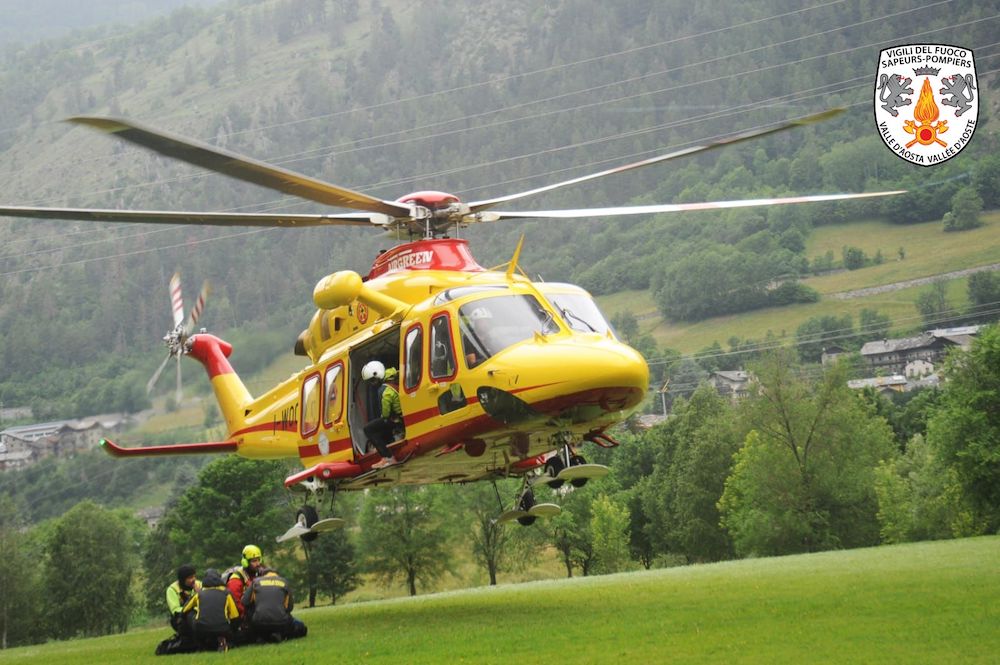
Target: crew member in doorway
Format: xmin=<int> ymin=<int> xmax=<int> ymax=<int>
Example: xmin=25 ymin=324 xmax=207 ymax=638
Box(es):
xmin=362 ymin=360 xmax=404 ymax=469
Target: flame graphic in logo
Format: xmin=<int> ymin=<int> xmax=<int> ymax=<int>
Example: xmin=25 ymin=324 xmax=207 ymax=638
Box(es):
xmin=903 ymin=78 xmax=948 ymax=148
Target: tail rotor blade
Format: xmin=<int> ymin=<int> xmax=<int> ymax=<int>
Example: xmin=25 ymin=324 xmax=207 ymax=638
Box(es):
xmin=176 ymin=355 xmax=183 ymax=404
xmin=170 ymin=272 xmax=184 ymax=329
xmin=147 ymin=353 xmax=172 ymax=394
xmin=183 ymin=280 xmax=211 ymax=334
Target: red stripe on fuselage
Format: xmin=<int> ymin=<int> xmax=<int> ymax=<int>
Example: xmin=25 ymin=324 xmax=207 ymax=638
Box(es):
xmin=298 ymin=434 xmax=353 ymax=459
xmin=231 ymin=420 xmax=298 ymax=438
xmin=399 ymin=381 xmax=563 ymax=429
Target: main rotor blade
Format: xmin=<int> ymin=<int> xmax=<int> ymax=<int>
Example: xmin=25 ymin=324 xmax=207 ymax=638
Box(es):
xmin=473 ymin=190 xmax=906 ymax=222
xmin=67 ymin=116 xmax=413 ymax=218
xmin=147 ymin=353 xmax=172 ymax=394
xmin=170 ymin=272 xmax=184 ymax=329
xmin=467 ymin=108 xmax=845 ymax=213
xmin=0 ymin=205 xmax=390 ymax=228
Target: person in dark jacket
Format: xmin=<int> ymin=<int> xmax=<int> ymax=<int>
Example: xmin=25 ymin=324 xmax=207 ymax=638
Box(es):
xmin=240 ymin=568 xmax=307 ymax=642
xmin=182 ymin=568 xmax=240 ymax=652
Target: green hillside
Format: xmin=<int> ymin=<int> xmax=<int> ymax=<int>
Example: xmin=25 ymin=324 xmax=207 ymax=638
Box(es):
xmin=597 ymin=211 xmax=1000 ymax=354
xmin=2 ymin=536 xmax=996 ymax=664
xmin=0 ymin=0 xmax=997 ymax=415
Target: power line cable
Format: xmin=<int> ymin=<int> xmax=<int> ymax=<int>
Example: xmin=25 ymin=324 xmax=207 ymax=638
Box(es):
xmin=0 ymin=0 xmax=978 ymax=186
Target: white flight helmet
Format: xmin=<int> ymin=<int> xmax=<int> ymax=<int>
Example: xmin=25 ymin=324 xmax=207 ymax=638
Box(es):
xmin=469 ymin=306 xmax=492 ymax=320
xmin=361 ymin=360 xmax=385 ymax=381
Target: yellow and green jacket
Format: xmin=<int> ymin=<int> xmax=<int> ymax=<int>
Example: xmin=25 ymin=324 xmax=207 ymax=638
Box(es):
xmin=166 ymin=579 xmax=201 ymax=616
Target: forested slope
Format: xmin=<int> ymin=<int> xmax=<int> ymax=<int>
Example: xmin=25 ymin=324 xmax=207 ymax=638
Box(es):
xmin=0 ymin=0 xmax=997 ymax=415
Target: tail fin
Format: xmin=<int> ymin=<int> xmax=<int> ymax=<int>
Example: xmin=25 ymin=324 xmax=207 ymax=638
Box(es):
xmin=186 ymin=334 xmax=252 ymax=433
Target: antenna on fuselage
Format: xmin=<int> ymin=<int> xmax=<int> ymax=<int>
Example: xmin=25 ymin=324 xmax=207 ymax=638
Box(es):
xmin=498 ymin=234 xmax=526 ymax=280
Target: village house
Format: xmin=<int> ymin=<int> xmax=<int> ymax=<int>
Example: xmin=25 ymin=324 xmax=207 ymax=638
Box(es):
xmin=859 ymin=326 xmax=980 ymax=376
xmin=847 ymin=374 xmax=909 ymax=395
xmin=710 ymin=370 xmax=754 ymax=402
xmin=820 ymin=344 xmax=850 ymax=366
xmin=0 ymin=417 xmax=128 ymax=471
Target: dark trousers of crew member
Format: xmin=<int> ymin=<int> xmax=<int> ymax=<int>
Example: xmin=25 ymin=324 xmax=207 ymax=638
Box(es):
xmin=363 ymin=418 xmax=396 ymax=457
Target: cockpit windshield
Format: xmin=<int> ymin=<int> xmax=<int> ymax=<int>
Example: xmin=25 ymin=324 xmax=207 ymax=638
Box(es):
xmin=458 ymin=294 xmax=558 ymax=368
xmin=543 ymin=291 xmax=613 ymax=336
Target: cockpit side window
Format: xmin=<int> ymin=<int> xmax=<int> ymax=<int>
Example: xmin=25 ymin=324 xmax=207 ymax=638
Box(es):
xmin=429 ymin=313 xmax=457 ymax=381
xmin=459 ymin=294 xmax=558 ymax=368
xmin=543 ymin=291 xmax=614 ymax=336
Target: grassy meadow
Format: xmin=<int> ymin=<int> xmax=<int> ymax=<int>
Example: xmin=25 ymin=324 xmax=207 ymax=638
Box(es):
xmin=597 ymin=212 xmax=1000 ymax=354
xmin=2 ymin=536 xmax=996 ymax=664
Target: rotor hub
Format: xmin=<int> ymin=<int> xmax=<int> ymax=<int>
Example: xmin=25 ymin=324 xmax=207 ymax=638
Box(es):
xmin=394 ymin=191 xmax=471 ymax=238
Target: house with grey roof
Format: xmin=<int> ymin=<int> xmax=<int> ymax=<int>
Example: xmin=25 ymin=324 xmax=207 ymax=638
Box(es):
xmin=0 ymin=417 xmax=128 ymax=471
xmin=711 ymin=370 xmax=754 ymax=402
xmin=847 ymin=375 xmax=909 ymax=394
xmin=860 ymin=333 xmax=960 ymax=375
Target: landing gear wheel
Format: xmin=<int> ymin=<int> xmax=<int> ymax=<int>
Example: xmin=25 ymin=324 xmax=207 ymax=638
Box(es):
xmin=544 ymin=456 xmax=566 ymax=489
xmin=570 ymin=455 xmax=589 ymax=487
xmin=516 ymin=488 xmax=537 ymax=526
xmin=297 ymin=505 xmax=319 ymax=543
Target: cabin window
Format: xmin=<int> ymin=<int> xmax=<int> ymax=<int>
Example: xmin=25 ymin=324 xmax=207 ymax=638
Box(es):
xmin=459 ymin=295 xmax=558 ymax=368
xmin=300 ymin=373 xmax=321 ymax=438
xmin=404 ymin=324 xmax=423 ymax=391
xmin=429 ymin=313 xmax=457 ymax=381
xmin=323 ymin=362 xmax=344 ymax=426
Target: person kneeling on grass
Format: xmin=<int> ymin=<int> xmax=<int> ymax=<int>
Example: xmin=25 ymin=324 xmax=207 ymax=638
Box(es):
xmin=154 ymin=564 xmax=202 ymax=655
xmin=241 ymin=568 xmax=307 ymax=643
xmin=182 ymin=568 xmax=240 ymax=652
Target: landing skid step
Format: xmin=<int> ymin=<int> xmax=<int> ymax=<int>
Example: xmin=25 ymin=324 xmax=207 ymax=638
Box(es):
xmin=557 ymin=463 xmax=609 ymax=481
xmin=311 ymin=517 xmax=346 ymax=533
xmin=532 ymin=463 xmax=609 ymax=485
xmin=496 ymin=502 xmax=561 ymax=524
xmin=275 ymin=517 xmax=346 ymax=543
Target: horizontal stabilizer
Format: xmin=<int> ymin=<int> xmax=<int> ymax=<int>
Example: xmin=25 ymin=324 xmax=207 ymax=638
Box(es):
xmin=100 ymin=438 xmax=238 ymax=457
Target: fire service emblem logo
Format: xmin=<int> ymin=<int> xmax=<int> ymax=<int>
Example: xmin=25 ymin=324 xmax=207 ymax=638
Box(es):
xmin=874 ymin=44 xmax=977 ymax=166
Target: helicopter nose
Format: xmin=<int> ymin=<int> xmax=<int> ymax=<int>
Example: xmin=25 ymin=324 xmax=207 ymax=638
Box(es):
xmin=479 ymin=338 xmax=649 ymax=422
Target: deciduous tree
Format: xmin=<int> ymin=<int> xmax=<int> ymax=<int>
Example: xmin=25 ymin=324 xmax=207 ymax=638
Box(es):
xmin=590 ymin=493 xmax=631 ymax=574
xmin=719 ymin=353 xmax=895 ymax=556
xmin=303 ymin=528 xmax=359 ymax=606
xmin=0 ymin=496 xmax=39 ymax=649
xmin=874 ymin=434 xmax=975 ymax=543
xmin=460 ymin=482 xmax=539 ymax=586
xmin=638 ymin=385 xmax=739 ymax=563
xmin=927 ymin=325 xmax=1000 ymax=531
xmin=358 ymin=486 xmax=454 ymax=596
xmin=915 ymin=280 xmax=952 ymax=327
xmin=43 ymin=501 xmax=139 ymax=638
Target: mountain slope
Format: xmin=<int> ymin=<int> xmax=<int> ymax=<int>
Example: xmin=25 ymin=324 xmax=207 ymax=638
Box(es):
xmin=0 ymin=0 xmax=997 ymax=414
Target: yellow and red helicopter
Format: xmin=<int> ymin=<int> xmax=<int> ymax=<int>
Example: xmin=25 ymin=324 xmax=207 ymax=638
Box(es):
xmin=0 ymin=109 xmax=902 ymax=540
